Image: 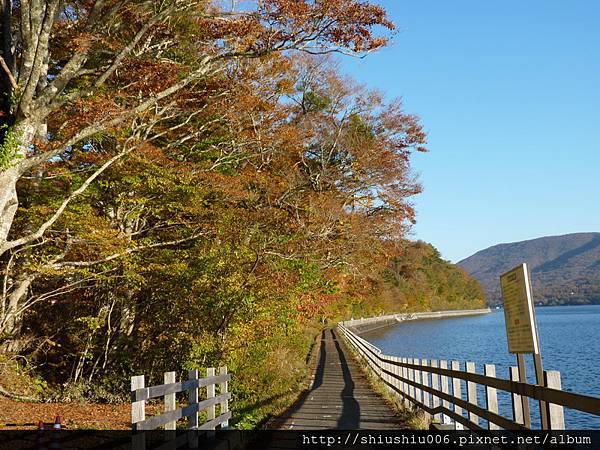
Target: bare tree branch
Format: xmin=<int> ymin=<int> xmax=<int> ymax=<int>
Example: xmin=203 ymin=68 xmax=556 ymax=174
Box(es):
xmin=19 ymin=56 xmax=219 ymax=174
xmin=18 ymin=0 xmax=61 ymax=116
xmin=2 ymin=139 xmax=140 ymax=255
xmin=34 ymin=4 xmax=173 ymax=116
xmin=0 ymin=56 xmax=16 ymax=89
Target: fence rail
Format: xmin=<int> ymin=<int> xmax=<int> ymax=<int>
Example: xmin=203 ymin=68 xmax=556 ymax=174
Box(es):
xmin=338 ymin=323 xmax=600 ymax=430
xmin=131 ymin=367 xmax=230 ymax=431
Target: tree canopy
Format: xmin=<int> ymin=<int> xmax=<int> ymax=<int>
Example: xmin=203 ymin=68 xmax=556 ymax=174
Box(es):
xmin=0 ymin=0 xmax=482 ymax=426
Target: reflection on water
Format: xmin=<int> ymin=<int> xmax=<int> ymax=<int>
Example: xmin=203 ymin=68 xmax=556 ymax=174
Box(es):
xmin=362 ymin=305 xmax=600 ymax=429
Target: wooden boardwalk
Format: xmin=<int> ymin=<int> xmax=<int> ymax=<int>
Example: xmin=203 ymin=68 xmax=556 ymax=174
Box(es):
xmin=271 ymin=329 xmax=404 ymax=430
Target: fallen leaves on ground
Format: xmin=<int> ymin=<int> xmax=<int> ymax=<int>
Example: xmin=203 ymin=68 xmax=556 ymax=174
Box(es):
xmin=0 ymin=398 xmax=160 ymax=429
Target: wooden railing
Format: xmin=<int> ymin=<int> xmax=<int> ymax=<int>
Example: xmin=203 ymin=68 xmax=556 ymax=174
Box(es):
xmin=338 ymin=323 xmax=600 ymax=430
xmin=131 ymin=367 xmax=231 ymax=431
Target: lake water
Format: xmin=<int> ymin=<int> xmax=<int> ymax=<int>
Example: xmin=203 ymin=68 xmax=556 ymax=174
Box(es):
xmin=361 ymin=305 xmax=600 ymax=429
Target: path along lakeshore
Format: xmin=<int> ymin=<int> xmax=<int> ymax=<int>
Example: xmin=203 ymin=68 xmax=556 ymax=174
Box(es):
xmin=271 ymin=309 xmax=490 ymax=430
xmin=271 ymin=329 xmax=403 ymax=430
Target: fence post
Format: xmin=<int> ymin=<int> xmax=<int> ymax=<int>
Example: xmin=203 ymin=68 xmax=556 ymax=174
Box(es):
xmin=376 ymin=349 xmax=383 ymax=377
xmin=131 ymin=375 xmax=146 ymax=450
xmin=381 ymin=360 xmax=392 ymax=392
xmin=516 ymin=354 xmax=532 ymax=428
xmin=544 ymin=370 xmax=565 ymax=430
xmin=219 ymin=366 xmax=229 ymax=429
xmin=510 ymin=366 xmax=524 ymax=426
xmin=484 ymin=364 xmax=499 ymax=430
xmin=387 ymin=358 xmax=394 ymax=394
xmin=188 ymin=370 xmax=199 ymax=429
xmin=465 ymin=362 xmax=479 ymax=427
xmin=207 ymin=367 xmax=216 ymax=428
xmin=421 ymin=359 xmax=430 ymax=419
xmin=414 ymin=359 xmax=422 ymax=405
xmin=430 ymin=360 xmax=440 ymax=423
xmin=164 ymin=371 xmax=176 ymax=431
xmin=440 ymin=360 xmax=450 ymax=424
xmin=402 ymin=357 xmax=410 ymax=408
xmin=186 ymin=369 xmax=199 ymax=450
xmin=393 ymin=357 xmax=402 ymax=398
xmin=131 ymin=375 xmax=146 ymax=431
xmin=388 ymin=358 xmax=394 ymax=393
xmin=451 ymin=361 xmax=463 ymax=430
xmin=408 ymin=358 xmax=415 ymax=402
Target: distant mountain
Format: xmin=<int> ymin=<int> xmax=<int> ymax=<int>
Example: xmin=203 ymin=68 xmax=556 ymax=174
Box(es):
xmin=457 ymin=232 xmax=600 ymax=306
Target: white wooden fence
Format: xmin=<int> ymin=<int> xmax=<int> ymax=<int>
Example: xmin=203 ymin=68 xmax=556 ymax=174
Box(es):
xmin=338 ymin=323 xmax=600 ymax=430
xmin=131 ymin=367 xmax=230 ymax=431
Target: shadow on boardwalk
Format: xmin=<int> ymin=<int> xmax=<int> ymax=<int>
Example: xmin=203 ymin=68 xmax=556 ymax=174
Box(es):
xmin=270 ymin=329 xmax=403 ymax=430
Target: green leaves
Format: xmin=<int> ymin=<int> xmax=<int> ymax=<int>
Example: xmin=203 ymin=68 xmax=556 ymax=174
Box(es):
xmin=75 ymin=315 xmax=104 ymax=332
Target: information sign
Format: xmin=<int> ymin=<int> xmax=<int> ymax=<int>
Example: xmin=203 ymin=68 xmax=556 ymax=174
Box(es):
xmin=500 ymin=263 xmax=539 ymax=354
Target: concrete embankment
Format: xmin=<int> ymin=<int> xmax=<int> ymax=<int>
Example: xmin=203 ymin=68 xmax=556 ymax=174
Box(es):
xmin=342 ymin=308 xmax=491 ymax=334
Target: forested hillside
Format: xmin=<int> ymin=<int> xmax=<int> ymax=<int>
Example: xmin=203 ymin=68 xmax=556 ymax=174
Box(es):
xmin=0 ymin=0 xmax=481 ymax=426
xmin=458 ymin=233 xmax=600 ymax=306
xmin=384 ymin=241 xmax=485 ymax=311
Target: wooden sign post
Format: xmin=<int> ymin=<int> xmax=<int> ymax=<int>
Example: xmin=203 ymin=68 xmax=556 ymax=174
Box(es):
xmin=500 ymin=263 xmax=549 ymax=429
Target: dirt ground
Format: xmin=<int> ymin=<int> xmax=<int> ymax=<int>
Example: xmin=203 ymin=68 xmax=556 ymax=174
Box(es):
xmin=0 ymin=398 xmax=148 ymax=429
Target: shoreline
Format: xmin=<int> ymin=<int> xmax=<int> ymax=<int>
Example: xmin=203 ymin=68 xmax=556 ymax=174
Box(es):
xmin=341 ymin=308 xmax=492 ymax=335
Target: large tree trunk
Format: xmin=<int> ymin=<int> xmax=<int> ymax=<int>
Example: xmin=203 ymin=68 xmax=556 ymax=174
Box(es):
xmin=0 ymin=166 xmax=19 ymax=245
xmin=0 ymin=121 xmax=37 ymax=248
xmin=0 ymin=121 xmax=39 ymax=349
xmin=0 ymin=0 xmax=17 ymax=243
xmin=0 ymin=0 xmax=13 ymax=130
xmin=0 ymin=274 xmax=34 ymax=352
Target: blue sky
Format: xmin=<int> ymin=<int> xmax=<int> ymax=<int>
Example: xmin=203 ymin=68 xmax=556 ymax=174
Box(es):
xmin=341 ymin=0 xmax=600 ymax=262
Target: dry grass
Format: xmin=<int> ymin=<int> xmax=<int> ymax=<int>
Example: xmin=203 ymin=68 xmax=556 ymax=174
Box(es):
xmin=261 ymin=329 xmax=323 ymax=429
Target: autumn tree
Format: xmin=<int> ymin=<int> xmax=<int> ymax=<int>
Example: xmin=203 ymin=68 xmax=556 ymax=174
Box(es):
xmin=0 ymin=3 xmax=478 ymax=427
xmin=0 ymin=0 xmax=395 ymax=346
xmin=384 ymin=241 xmax=485 ymax=311
xmin=280 ymin=56 xmax=426 ymax=274
xmin=0 ymin=3 xmax=493 ymax=427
